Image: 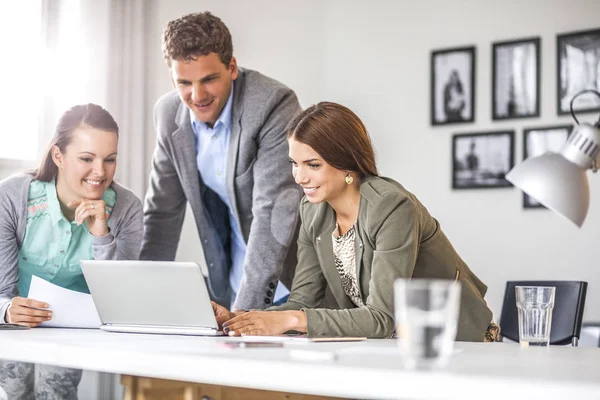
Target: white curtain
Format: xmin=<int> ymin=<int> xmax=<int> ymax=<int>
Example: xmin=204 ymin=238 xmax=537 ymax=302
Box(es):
xmin=40 ymin=1 xmax=150 ymax=398
xmin=105 ymin=0 xmax=151 ymax=198
xmin=40 ymin=0 xmax=150 ymax=198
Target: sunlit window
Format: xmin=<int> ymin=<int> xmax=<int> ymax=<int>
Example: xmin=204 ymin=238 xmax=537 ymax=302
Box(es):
xmin=0 ymin=1 xmax=43 ymax=161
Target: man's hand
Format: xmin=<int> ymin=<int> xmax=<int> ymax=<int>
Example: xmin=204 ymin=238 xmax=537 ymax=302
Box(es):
xmin=211 ymin=301 xmax=240 ymax=329
xmin=6 ymin=297 xmax=52 ymax=327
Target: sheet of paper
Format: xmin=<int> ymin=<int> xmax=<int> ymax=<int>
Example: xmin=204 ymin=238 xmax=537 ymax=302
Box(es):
xmin=28 ymin=275 xmax=101 ymax=329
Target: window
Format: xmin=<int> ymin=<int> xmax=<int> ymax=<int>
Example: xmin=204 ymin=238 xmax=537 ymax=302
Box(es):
xmin=0 ymin=1 xmax=43 ymax=161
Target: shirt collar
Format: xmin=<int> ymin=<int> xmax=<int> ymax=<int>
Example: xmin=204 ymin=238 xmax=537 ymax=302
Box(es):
xmin=45 ymin=180 xmax=66 ymax=225
xmin=190 ymin=82 xmax=234 ymax=133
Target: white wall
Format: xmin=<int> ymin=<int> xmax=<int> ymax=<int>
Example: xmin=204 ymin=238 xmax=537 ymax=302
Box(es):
xmin=147 ymin=0 xmax=325 ymax=108
xmin=320 ymin=0 xmax=600 ymax=322
xmin=149 ymin=0 xmax=600 ymax=321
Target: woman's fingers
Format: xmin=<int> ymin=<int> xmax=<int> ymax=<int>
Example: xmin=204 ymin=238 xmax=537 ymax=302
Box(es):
xmin=18 ymin=307 xmax=52 ymax=318
xmin=228 ymin=326 xmax=264 ymax=336
xmin=12 ymin=296 xmax=49 ymax=310
xmin=222 ymin=311 xmax=288 ymax=336
xmin=13 ymin=307 xmax=52 ymax=319
xmin=69 ymin=199 xmax=106 ymax=224
xmin=9 ymin=311 xmax=49 ymax=326
xmin=75 ymin=202 xmax=95 ymax=225
xmin=222 ymin=313 xmax=245 ymax=329
xmin=74 ymin=201 xmax=90 ymax=224
xmin=8 ymin=297 xmax=52 ymax=324
xmin=73 ymin=200 xmax=106 ymax=225
xmin=76 ymin=208 xmax=92 ymax=225
xmin=73 ymin=200 xmax=109 ymax=236
xmin=11 ymin=314 xmax=50 ymax=323
xmin=223 ymin=314 xmax=260 ymax=336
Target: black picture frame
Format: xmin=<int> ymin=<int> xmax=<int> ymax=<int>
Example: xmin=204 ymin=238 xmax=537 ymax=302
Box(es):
xmin=557 ymin=27 xmax=600 ymax=115
xmin=522 ymin=125 xmax=573 ymax=208
xmin=431 ymin=46 xmax=476 ymax=126
xmin=452 ymin=131 xmax=514 ymax=189
xmin=492 ymin=37 xmax=540 ymax=120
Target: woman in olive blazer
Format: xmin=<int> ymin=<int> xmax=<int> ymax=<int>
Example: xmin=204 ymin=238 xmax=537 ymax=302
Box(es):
xmin=213 ymin=102 xmax=494 ymax=341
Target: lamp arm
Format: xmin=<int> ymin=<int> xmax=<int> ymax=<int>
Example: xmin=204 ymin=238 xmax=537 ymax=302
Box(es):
xmin=570 ymin=89 xmax=600 ymax=126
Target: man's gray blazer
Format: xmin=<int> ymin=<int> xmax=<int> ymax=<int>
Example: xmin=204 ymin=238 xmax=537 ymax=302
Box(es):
xmin=141 ymin=68 xmax=302 ymax=310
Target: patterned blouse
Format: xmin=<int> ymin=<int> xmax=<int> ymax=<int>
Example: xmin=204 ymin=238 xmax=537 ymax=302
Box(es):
xmin=331 ymin=223 xmax=499 ymax=341
xmin=332 ymin=222 xmax=364 ymax=307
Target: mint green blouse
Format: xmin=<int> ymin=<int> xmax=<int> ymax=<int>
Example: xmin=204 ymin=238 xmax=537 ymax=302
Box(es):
xmin=17 ymin=180 xmax=116 ymax=296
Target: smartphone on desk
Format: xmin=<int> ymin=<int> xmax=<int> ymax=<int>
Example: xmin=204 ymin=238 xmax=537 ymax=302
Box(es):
xmin=309 ymin=337 xmax=366 ymax=342
xmin=0 ymin=324 xmax=30 ymax=330
xmin=222 ymin=341 xmax=284 ymax=349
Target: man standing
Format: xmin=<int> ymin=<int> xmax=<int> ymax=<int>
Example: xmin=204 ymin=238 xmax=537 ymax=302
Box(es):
xmin=141 ymin=12 xmax=302 ymax=310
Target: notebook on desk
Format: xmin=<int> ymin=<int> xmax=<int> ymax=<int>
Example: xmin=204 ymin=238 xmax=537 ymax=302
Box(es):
xmin=80 ymin=260 xmax=223 ymax=336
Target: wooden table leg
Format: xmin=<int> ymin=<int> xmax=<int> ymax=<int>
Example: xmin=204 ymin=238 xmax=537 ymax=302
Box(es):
xmin=120 ymin=375 xmax=138 ymax=400
xmin=121 ymin=375 xmax=345 ymax=400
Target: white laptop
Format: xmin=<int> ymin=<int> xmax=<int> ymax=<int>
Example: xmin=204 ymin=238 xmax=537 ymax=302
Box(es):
xmin=80 ymin=260 xmax=223 ymax=336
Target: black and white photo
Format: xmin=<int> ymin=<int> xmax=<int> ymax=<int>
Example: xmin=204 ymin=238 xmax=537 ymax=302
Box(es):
xmin=452 ymin=131 xmax=514 ymax=189
xmin=522 ymin=125 xmax=572 ymax=208
xmin=493 ymin=37 xmax=540 ymax=120
xmin=431 ymin=46 xmax=475 ymax=125
xmin=557 ymin=28 xmax=600 ymax=115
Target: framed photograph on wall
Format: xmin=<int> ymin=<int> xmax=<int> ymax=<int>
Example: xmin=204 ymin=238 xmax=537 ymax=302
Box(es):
xmin=522 ymin=125 xmax=573 ymax=208
xmin=431 ymin=46 xmax=475 ymax=125
xmin=492 ymin=37 xmax=540 ymax=120
xmin=557 ymin=28 xmax=600 ymax=115
xmin=452 ymin=131 xmax=514 ymax=189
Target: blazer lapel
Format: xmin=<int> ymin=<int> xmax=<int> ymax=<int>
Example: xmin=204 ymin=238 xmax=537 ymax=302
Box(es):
xmin=355 ymin=197 xmax=365 ymax=296
xmin=171 ymin=105 xmax=203 ymax=209
xmin=354 ymin=221 xmax=364 ymax=289
xmin=225 ymin=72 xmax=244 ymax=230
xmin=315 ymin=208 xmax=355 ymax=309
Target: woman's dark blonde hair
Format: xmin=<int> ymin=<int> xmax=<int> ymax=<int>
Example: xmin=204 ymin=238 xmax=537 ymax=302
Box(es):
xmin=33 ymin=104 xmax=119 ymax=182
xmin=286 ymin=102 xmax=378 ymax=177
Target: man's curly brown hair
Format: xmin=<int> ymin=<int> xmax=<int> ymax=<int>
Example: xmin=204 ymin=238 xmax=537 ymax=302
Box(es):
xmin=162 ymin=12 xmax=233 ymax=67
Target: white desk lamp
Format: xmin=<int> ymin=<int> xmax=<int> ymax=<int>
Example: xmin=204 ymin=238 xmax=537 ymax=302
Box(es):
xmin=506 ymin=90 xmax=600 ymax=227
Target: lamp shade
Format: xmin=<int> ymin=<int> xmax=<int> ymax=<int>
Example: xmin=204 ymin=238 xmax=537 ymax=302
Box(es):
xmin=506 ymin=153 xmax=589 ymax=227
xmin=506 ymin=122 xmax=600 ymax=228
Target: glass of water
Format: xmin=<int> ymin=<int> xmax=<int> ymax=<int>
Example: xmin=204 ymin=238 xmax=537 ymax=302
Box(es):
xmin=515 ymin=286 xmax=555 ymax=347
xmin=394 ymin=279 xmax=461 ymax=369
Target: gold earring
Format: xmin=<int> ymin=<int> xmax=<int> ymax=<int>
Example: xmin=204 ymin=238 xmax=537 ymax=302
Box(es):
xmin=345 ymin=173 xmax=353 ymax=185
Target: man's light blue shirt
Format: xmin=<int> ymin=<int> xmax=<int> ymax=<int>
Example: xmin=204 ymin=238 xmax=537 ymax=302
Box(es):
xmin=190 ymin=84 xmax=288 ymax=304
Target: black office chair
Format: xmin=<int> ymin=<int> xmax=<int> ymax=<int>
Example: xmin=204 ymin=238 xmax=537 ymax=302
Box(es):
xmin=499 ymin=281 xmax=588 ymax=346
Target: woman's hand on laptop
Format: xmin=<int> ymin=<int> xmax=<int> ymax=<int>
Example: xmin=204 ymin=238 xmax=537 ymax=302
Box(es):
xmin=5 ymin=297 xmax=52 ymax=327
xmin=222 ymin=310 xmax=307 ymax=337
xmin=211 ymin=301 xmax=244 ymax=329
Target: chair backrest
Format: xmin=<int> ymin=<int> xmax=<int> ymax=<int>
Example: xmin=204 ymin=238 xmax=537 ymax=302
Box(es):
xmin=580 ymin=322 xmax=600 ymax=347
xmin=499 ymin=280 xmax=588 ymax=346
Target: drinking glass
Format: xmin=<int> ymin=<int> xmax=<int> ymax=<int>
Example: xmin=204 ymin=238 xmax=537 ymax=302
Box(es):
xmin=515 ymin=286 xmax=555 ymax=347
xmin=394 ymin=279 xmax=461 ymax=369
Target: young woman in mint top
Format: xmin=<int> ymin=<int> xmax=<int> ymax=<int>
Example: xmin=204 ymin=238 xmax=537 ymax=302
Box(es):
xmin=0 ymin=104 xmax=142 ymax=399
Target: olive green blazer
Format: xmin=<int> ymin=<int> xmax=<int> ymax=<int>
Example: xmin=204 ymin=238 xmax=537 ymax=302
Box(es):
xmin=270 ymin=176 xmax=492 ymax=341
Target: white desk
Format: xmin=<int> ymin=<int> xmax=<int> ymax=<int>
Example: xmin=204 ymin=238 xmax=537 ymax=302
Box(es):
xmin=1 ymin=328 xmax=599 ymax=400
